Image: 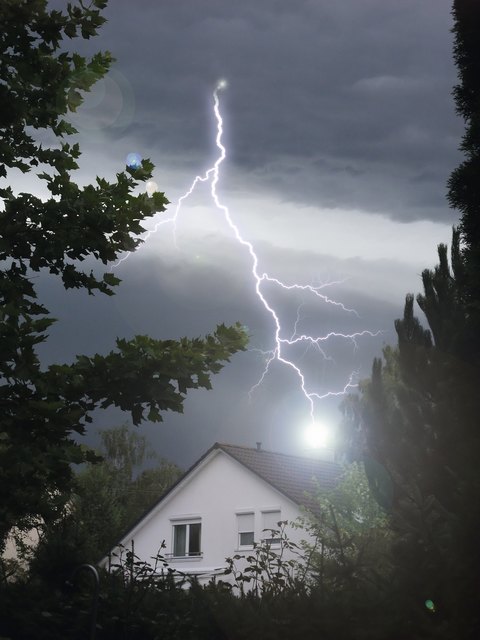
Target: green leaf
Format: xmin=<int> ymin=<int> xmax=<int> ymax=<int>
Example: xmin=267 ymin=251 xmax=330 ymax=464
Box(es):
xmin=67 ymin=89 xmax=83 ymax=111
xmin=147 ymin=406 xmax=161 ymax=422
xmin=103 ymin=272 xmax=121 ymax=288
xmin=64 ymin=22 xmax=77 ymax=38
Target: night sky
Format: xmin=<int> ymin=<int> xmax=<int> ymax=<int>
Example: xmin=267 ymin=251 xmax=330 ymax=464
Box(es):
xmin=23 ymin=0 xmax=462 ymax=468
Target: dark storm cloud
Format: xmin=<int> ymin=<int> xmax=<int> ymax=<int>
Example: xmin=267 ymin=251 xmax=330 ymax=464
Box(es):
xmin=35 ymin=236 xmax=403 ymax=466
xmin=28 ymin=0 xmax=457 ymax=467
xmin=80 ymin=0 xmax=463 ymax=224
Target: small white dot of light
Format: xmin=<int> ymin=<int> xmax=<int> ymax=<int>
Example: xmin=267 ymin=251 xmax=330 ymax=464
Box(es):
xmin=145 ymin=180 xmax=158 ymax=197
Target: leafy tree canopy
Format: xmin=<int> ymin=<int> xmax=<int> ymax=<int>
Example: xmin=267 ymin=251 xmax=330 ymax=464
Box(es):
xmin=30 ymin=423 xmax=182 ymax=579
xmin=299 ymin=463 xmax=391 ymax=598
xmin=0 ymin=0 xmax=247 ymax=548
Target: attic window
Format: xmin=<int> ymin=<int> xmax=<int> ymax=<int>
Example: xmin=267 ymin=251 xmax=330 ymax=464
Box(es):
xmin=173 ymin=522 xmax=201 ymax=557
xmin=237 ymin=512 xmax=254 ymax=548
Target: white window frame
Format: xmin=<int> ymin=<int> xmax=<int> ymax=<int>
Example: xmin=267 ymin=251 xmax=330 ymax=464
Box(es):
xmin=236 ymin=511 xmax=255 ymax=549
xmin=170 ymin=518 xmax=202 ymax=558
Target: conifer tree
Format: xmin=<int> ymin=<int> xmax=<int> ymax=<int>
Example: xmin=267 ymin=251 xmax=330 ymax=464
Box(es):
xmin=447 ymin=0 xmax=480 ymax=360
xmin=448 ymin=1 xmax=480 ymax=277
xmin=340 ymin=2 xmax=480 ymax=635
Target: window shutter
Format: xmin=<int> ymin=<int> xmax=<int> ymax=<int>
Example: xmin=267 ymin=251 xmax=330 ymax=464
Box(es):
xmin=237 ymin=512 xmax=254 ymax=532
xmin=262 ymin=510 xmax=281 ymax=531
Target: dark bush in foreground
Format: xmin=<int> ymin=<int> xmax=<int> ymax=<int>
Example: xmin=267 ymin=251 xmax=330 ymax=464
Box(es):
xmin=0 ymin=546 xmax=442 ymax=640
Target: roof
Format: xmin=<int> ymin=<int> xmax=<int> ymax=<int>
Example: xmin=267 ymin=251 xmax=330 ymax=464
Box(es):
xmin=216 ymin=443 xmax=341 ymax=513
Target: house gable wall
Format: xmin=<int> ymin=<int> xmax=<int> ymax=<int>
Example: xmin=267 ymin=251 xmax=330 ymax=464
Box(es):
xmin=114 ymin=450 xmax=310 ymax=576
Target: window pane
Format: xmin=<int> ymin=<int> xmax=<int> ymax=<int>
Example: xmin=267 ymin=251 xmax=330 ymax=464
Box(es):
xmin=174 ymin=524 xmax=186 ymax=556
xmin=239 ymin=531 xmax=254 ymax=546
xmin=189 ymin=523 xmax=201 ymax=555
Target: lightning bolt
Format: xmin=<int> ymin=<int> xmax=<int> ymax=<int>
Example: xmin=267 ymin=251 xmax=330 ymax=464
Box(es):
xmin=115 ymin=79 xmax=381 ymax=423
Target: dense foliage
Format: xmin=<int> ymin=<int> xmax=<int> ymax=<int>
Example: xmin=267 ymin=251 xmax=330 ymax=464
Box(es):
xmin=0 ymin=465 xmax=414 ymax=640
xmin=26 ymin=423 xmax=182 ymax=583
xmin=0 ymin=0 xmax=247 ymax=548
xmin=448 ymin=0 xmax=480 ymax=315
xmin=298 ymin=463 xmax=391 ymax=595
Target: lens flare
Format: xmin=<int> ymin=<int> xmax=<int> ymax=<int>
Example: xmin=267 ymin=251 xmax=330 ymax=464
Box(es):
xmin=145 ymin=180 xmax=158 ymax=197
xmin=126 ymin=152 xmax=142 ymax=169
xmin=425 ymin=599 xmax=436 ymax=613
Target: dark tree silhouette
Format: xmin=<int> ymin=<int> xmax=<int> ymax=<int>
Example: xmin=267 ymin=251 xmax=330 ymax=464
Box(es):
xmin=0 ymin=0 xmax=246 ymax=549
xmin=339 ymin=2 xmax=480 ymax=636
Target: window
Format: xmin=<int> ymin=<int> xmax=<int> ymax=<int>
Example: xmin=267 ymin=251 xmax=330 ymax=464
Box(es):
xmin=237 ymin=512 xmax=255 ymax=548
xmin=262 ymin=510 xmax=281 ymax=545
xmin=172 ymin=522 xmax=201 ymax=557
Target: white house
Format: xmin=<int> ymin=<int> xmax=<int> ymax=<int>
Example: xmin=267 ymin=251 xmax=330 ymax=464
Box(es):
xmin=103 ymin=442 xmax=340 ymax=584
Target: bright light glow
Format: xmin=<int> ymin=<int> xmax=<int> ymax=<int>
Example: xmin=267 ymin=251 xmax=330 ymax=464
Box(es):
xmin=303 ymin=423 xmax=333 ymax=449
xmin=145 ymin=180 xmax=158 ymax=196
xmin=217 ymin=78 xmax=228 ymax=90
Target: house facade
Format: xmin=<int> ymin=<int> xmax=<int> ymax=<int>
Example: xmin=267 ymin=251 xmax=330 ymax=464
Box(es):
xmin=104 ymin=443 xmax=340 ymax=584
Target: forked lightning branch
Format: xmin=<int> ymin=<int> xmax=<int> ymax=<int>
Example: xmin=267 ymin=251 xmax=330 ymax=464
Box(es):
xmin=117 ymin=80 xmax=380 ymax=423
